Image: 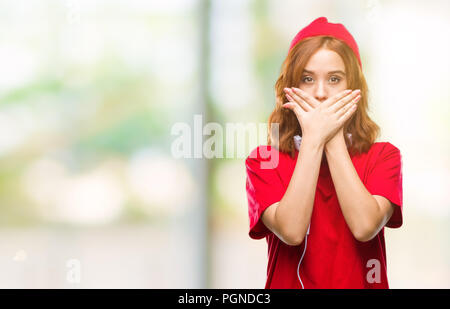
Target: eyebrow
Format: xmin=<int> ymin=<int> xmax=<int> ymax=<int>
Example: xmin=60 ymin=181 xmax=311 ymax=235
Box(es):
xmin=303 ymin=69 xmax=346 ymax=75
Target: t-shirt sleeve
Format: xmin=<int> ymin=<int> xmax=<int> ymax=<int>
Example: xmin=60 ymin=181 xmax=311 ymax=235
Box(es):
xmin=365 ymin=143 xmax=403 ymax=228
xmin=245 ymin=146 xmax=286 ymax=239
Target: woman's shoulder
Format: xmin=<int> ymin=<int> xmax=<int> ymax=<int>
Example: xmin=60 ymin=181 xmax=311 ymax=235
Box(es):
xmin=365 ymin=141 xmax=402 ymax=164
xmin=245 ymin=145 xmax=293 ymax=171
xmin=370 ymin=141 xmax=401 ymax=154
xmin=246 ymin=145 xmax=293 ymax=160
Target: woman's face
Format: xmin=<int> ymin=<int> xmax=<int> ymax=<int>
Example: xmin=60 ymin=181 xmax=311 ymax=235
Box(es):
xmin=298 ymin=48 xmax=348 ymax=103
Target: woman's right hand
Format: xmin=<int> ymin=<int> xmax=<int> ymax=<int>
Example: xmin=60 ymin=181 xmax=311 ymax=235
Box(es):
xmin=282 ymin=87 xmax=361 ymax=145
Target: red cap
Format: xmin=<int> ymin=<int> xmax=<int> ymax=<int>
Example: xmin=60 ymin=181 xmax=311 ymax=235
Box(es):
xmin=289 ymin=17 xmax=362 ymax=69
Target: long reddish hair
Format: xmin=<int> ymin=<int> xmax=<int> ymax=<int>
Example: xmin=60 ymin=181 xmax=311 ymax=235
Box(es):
xmin=268 ymin=36 xmax=380 ymax=158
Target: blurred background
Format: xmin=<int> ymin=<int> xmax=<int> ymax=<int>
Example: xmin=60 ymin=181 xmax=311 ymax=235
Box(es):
xmin=0 ymin=0 xmax=449 ymax=288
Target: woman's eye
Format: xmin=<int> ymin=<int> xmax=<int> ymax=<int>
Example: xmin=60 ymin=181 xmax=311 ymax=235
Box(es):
xmin=330 ymin=76 xmax=341 ymax=83
xmin=301 ymin=76 xmax=341 ymax=84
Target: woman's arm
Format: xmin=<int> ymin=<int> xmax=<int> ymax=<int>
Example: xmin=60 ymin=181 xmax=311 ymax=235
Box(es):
xmin=262 ymin=136 xmax=324 ymax=246
xmin=262 ymin=88 xmax=359 ymax=246
xmin=324 ymin=133 xmax=394 ymax=242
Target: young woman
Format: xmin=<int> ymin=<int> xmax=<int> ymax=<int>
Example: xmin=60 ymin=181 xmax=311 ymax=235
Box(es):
xmin=245 ymin=17 xmax=403 ymax=289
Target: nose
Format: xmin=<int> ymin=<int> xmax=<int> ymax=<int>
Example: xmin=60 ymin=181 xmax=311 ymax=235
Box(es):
xmin=314 ymin=81 xmax=328 ymax=102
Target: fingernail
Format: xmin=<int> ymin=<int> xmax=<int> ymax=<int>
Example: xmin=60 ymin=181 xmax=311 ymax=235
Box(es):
xmin=292 ymin=87 xmax=301 ymax=93
xmin=284 ymin=88 xmax=291 ymax=93
xmin=345 ymin=89 xmax=352 ymax=94
xmin=355 ymin=89 xmax=361 ymax=94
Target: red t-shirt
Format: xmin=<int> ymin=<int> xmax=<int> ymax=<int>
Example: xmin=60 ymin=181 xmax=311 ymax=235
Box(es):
xmin=245 ymin=142 xmax=403 ymax=289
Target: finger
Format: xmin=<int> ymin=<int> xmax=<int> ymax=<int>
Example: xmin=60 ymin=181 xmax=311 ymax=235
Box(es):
xmin=291 ymin=87 xmax=319 ymax=109
xmin=285 ymin=93 xmax=307 ymax=115
xmin=284 ymin=88 xmax=312 ymax=112
xmin=285 ymin=93 xmax=295 ymax=103
xmin=283 ymin=102 xmax=305 ymax=113
xmin=284 ymin=88 xmax=314 ymax=111
xmin=335 ymin=93 xmax=361 ymax=116
xmin=337 ymin=101 xmax=358 ymax=123
xmin=323 ymin=89 xmax=353 ymax=108
xmin=283 ymin=102 xmax=305 ymax=118
xmin=329 ymin=90 xmax=361 ymax=113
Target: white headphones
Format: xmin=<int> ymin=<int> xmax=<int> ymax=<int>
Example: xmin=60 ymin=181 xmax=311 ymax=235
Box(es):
xmin=297 ymin=224 xmax=310 ymax=289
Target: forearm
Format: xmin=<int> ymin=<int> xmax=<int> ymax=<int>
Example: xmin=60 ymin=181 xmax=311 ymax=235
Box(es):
xmin=325 ymin=141 xmax=384 ymax=241
xmin=276 ymin=137 xmax=324 ymax=243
